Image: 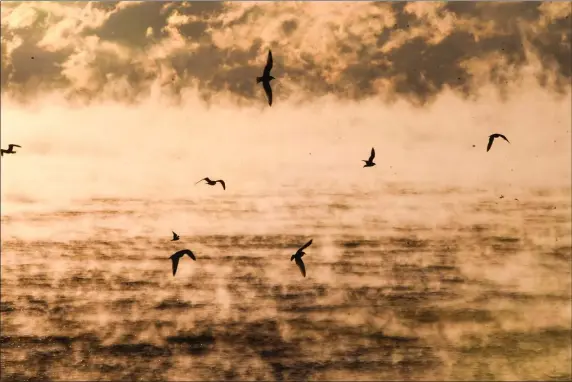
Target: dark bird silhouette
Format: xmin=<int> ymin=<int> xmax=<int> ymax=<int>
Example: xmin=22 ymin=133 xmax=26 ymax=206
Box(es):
xmin=499 ymin=195 xmax=504 ymax=199
xmin=196 ymin=177 xmax=226 ymax=190
xmin=171 ymin=231 xmax=180 ymax=241
xmin=1 ymin=144 xmax=21 ymax=156
xmin=170 ymin=249 xmax=196 ymax=276
xmin=487 ymin=134 xmax=510 ymax=152
xmin=290 ymin=239 xmax=313 ymax=277
xmin=362 ymin=147 xmax=376 ymax=167
xmin=256 ymin=50 xmax=275 ymax=106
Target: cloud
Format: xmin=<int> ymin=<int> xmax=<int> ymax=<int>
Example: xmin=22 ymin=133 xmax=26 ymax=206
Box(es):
xmin=0 ymin=1 xmax=570 ymax=106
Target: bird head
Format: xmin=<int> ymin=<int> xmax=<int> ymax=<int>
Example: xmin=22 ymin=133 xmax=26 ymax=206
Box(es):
xmin=290 ymin=255 xmax=296 ymax=261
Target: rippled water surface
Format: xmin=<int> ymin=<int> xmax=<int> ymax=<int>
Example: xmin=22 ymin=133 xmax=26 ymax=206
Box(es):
xmin=1 ymin=185 xmax=571 ymax=381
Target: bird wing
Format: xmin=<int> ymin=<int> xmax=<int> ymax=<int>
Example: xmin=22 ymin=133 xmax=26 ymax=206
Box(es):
xmin=499 ymin=134 xmax=510 ymax=143
xmin=298 ymin=239 xmax=313 ymax=253
xmin=185 ymin=249 xmax=196 ymax=261
xmin=263 ymin=81 xmax=273 ymax=106
xmin=9 ymin=144 xmax=21 ymax=149
xmin=172 ymin=231 xmax=178 ymax=239
xmin=217 ymin=180 xmax=226 ymax=190
xmin=171 ymin=257 xmax=179 ymax=276
xmin=368 ymin=147 xmax=375 ymax=162
xmin=486 ymin=136 xmax=494 ymax=152
xmin=295 ymin=257 xmax=306 ymax=277
xmin=263 ymin=50 xmax=273 ymax=77
xmin=195 ymin=177 xmax=207 ymax=185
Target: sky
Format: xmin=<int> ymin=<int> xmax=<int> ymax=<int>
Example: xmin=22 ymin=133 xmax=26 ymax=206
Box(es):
xmin=0 ymin=1 xmax=571 ymax=210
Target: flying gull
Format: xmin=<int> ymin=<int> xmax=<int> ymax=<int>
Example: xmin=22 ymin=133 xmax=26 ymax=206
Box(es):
xmin=171 ymin=231 xmax=180 ymax=241
xmin=362 ymin=147 xmax=376 ymax=167
xmin=487 ymin=134 xmax=510 ymax=152
xmin=170 ymin=249 xmax=196 ymax=276
xmin=291 ymin=239 xmax=313 ymax=278
xmin=1 ymin=144 xmax=21 ymax=156
xmin=196 ymin=177 xmax=226 ymax=190
xmin=256 ymin=50 xmax=275 ymax=106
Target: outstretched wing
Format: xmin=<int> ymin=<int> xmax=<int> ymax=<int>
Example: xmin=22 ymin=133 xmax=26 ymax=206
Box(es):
xmin=263 ymin=50 xmax=273 ymax=77
xmin=368 ymin=147 xmax=375 ymax=162
xmin=171 ymin=257 xmax=179 ymax=276
xmin=263 ymin=81 xmax=273 ymax=106
xmin=217 ymin=180 xmax=226 ymax=190
xmin=295 ymin=257 xmax=306 ymax=277
xmin=9 ymin=144 xmax=21 ymax=149
xmin=195 ymin=177 xmax=207 ymax=185
xmin=486 ymin=136 xmax=494 ymax=152
xmin=184 ymin=249 xmax=196 ymax=261
xmin=297 ymin=239 xmax=313 ymax=253
xmin=172 ymin=231 xmax=178 ymax=240
xmin=499 ymin=134 xmax=510 ymax=144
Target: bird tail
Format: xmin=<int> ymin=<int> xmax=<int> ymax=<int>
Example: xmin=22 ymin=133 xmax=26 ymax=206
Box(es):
xmin=256 ymin=76 xmax=263 ymax=84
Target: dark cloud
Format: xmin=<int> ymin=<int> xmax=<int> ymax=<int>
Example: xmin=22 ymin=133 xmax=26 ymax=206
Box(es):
xmin=281 ymin=19 xmax=298 ymax=36
xmin=1 ymin=8 xmax=72 ymax=103
xmin=84 ymin=2 xmax=170 ymax=48
xmin=1 ymin=1 xmax=570 ymax=106
xmin=528 ymin=14 xmax=572 ymax=93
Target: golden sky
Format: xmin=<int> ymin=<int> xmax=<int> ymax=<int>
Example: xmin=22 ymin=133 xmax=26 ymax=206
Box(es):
xmin=1 ymin=1 xmax=570 ymax=105
xmin=1 ymin=1 xmax=571 ymax=209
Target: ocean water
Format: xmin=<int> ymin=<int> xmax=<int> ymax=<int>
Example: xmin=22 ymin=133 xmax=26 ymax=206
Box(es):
xmin=1 ymin=183 xmax=571 ymax=381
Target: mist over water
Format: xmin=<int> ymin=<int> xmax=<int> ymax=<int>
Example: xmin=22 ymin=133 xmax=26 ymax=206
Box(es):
xmin=1 ymin=83 xmax=571 ymax=382
xmin=1 ymin=182 xmax=570 ymax=381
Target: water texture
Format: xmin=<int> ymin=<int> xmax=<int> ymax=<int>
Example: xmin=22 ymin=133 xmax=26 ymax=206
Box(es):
xmin=1 ymin=185 xmax=571 ymax=381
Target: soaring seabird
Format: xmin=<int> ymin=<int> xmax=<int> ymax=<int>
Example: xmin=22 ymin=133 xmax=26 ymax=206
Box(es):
xmin=290 ymin=239 xmax=313 ymax=278
xmin=362 ymin=147 xmax=376 ymax=167
xmin=196 ymin=177 xmax=226 ymax=190
xmin=487 ymin=134 xmax=510 ymax=152
xmin=171 ymin=231 xmax=180 ymax=241
xmin=256 ymin=50 xmax=275 ymax=106
xmin=1 ymin=144 xmax=21 ymax=156
xmin=170 ymin=249 xmax=196 ymax=276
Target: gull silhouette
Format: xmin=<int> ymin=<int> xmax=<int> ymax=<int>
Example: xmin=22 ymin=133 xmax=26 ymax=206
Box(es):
xmin=170 ymin=249 xmax=196 ymax=276
xmin=1 ymin=144 xmax=21 ymax=156
xmin=196 ymin=177 xmax=226 ymax=190
xmin=171 ymin=231 xmax=180 ymax=241
xmin=487 ymin=134 xmax=510 ymax=152
xmin=291 ymin=239 xmax=313 ymax=278
xmin=256 ymin=50 xmax=275 ymax=106
xmin=362 ymin=147 xmax=376 ymax=167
